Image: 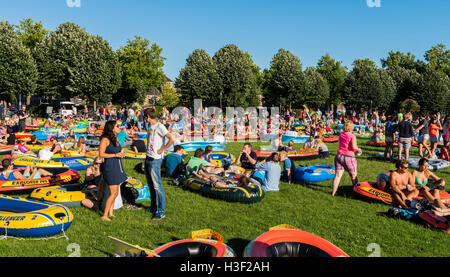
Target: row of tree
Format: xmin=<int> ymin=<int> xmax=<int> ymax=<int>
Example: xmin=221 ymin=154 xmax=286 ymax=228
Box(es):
xmin=176 ymin=45 xmax=450 ymax=113
xmin=0 ymin=18 xmax=167 ymax=105
xmin=1 ymin=18 xmax=449 ymax=113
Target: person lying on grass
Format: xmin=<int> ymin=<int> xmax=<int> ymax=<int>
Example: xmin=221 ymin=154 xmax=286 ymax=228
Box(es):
xmin=389 ymin=159 xmax=420 ymax=209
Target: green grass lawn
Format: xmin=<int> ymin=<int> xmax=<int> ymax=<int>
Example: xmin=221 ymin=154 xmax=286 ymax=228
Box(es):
xmin=0 ymin=138 xmax=449 ymax=257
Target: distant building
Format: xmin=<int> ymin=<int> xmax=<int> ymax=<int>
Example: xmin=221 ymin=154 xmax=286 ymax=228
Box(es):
xmin=144 ymin=76 xmax=177 ymax=106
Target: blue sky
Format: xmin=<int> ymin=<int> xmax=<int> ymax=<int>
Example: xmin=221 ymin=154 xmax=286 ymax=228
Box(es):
xmin=1 ymin=0 xmax=449 ymax=80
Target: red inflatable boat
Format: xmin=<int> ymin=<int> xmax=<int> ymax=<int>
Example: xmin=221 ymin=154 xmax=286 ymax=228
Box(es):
xmin=243 ymin=225 xmax=349 ymax=257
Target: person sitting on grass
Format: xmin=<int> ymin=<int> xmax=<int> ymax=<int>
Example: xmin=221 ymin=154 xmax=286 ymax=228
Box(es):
xmin=131 ymin=134 xmax=146 ymax=154
xmin=236 ymin=143 xmax=258 ymax=176
xmin=164 ymin=145 xmax=185 ymax=178
xmin=376 ymin=171 xmax=393 ymax=191
xmin=314 ymin=138 xmax=329 ymax=159
xmin=412 ymin=158 xmax=447 ymax=210
xmin=81 ymin=157 xmax=105 ymax=210
xmin=255 ymin=152 xmax=281 ymax=192
xmin=389 ymin=159 xmax=420 ymax=209
xmin=279 ymin=150 xmax=295 ymax=184
xmin=278 ymin=140 xmax=295 ymax=152
xmin=303 ymin=134 xmax=316 ymax=149
xmin=369 ymin=128 xmax=383 ymax=144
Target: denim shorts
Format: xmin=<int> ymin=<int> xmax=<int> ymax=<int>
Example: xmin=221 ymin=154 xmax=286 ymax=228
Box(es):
xmin=418 ymin=134 xmax=429 ymax=144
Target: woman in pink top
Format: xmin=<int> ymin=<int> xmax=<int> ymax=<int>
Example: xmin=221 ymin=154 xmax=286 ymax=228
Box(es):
xmin=332 ymin=121 xmax=362 ymax=196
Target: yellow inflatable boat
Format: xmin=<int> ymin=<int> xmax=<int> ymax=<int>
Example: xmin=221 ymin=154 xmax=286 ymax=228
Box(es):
xmin=0 ymin=194 xmax=73 ymax=237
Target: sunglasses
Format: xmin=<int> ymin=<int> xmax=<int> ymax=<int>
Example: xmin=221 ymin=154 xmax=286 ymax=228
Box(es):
xmin=402 ymin=166 xmax=409 ymax=170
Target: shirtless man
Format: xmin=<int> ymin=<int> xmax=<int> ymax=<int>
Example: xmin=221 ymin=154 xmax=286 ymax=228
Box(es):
xmin=389 ymin=159 xmax=420 ymax=209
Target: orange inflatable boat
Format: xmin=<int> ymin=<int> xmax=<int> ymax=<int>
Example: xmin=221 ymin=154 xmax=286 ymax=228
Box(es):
xmin=353 ymin=182 xmax=450 ymax=205
xmin=244 ymin=225 xmax=349 ymax=257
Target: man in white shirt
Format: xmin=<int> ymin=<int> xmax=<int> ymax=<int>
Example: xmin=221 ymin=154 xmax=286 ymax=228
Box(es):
xmin=144 ymin=108 xmax=174 ymax=221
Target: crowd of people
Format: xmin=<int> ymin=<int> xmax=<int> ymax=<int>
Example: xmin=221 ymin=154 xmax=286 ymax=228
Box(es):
xmin=0 ymin=101 xmax=448 ymax=233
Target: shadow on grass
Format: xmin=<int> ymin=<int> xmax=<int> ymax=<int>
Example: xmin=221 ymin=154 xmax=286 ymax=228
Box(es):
xmin=134 ymin=162 xmax=144 ymax=174
xmin=227 ymin=238 xmax=251 ymax=257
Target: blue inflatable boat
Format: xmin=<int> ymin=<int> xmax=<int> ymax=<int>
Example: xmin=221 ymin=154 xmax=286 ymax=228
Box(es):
xmin=52 ymin=157 xmax=94 ymax=171
xmin=294 ymin=165 xmax=336 ymax=183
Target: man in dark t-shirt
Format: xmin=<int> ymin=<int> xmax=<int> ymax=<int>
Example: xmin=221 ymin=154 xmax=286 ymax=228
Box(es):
xmin=131 ymin=134 xmax=147 ymax=153
xmin=237 ymin=143 xmax=258 ymax=173
xmin=17 ymin=105 xmax=28 ymax=132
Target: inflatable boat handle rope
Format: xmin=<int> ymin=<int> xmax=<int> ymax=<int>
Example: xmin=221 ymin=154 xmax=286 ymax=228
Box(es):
xmin=0 ymin=204 xmax=69 ymax=242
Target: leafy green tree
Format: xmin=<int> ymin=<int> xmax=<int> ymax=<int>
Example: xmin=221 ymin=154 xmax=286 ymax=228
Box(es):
xmin=298 ymin=67 xmax=330 ymax=109
xmin=175 ymin=49 xmax=220 ymax=107
xmin=158 ymin=84 xmax=180 ymax=108
xmin=213 ymin=44 xmax=257 ymax=108
xmin=116 ymin=36 xmax=166 ymax=104
xmin=316 ymin=54 xmax=347 ymax=106
xmin=387 ymin=65 xmax=422 ymax=109
xmin=414 ymin=66 xmax=450 ymax=113
xmin=381 ymin=51 xmax=418 ymax=70
xmin=424 ymin=44 xmax=450 ymax=76
xmin=399 ymin=99 xmax=420 ymax=114
xmin=0 ymin=21 xmax=38 ymax=101
xmin=343 ymin=59 xmax=396 ymax=111
xmin=14 ymin=18 xmax=48 ymax=51
xmin=262 ymin=49 xmax=303 ymax=107
xmin=244 ymin=52 xmax=263 ymax=107
xmin=34 ymin=22 xmax=121 ymax=102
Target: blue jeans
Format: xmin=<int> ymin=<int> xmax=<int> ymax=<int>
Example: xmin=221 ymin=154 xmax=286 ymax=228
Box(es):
xmin=144 ymin=158 xmax=165 ymax=217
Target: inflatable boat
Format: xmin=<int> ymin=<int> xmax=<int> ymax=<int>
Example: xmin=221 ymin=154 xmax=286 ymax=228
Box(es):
xmin=182 ymin=177 xmax=265 ymax=204
xmin=353 ymin=182 xmax=450 ymax=205
xmin=0 ymin=194 xmax=73 ymax=237
xmin=52 ymin=157 xmax=94 ymax=171
xmin=0 ymin=168 xmax=81 ymax=193
xmin=13 ymin=157 xmax=68 ymax=169
xmin=29 ymin=183 xmax=88 ymax=207
xmin=175 ymin=141 xmax=226 ymax=152
xmin=244 ymin=225 xmax=349 ymax=257
xmin=254 ymin=148 xmax=319 ymax=160
xmin=281 ymin=134 xmax=310 ymax=144
xmin=110 ymin=229 xmax=235 ymax=257
xmin=294 ymin=165 xmax=336 ymax=183
xmin=208 ymin=152 xmax=236 ymax=167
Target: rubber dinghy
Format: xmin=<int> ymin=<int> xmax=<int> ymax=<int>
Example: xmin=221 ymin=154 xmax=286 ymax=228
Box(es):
xmin=0 ymin=194 xmax=73 ymax=237
xmin=353 ymin=182 xmax=450 ymax=205
xmin=294 ymin=165 xmax=336 ymax=183
xmin=110 ymin=229 xmax=235 ymax=257
xmin=181 ymin=177 xmax=265 ymax=204
xmin=244 ymin=225 xmax=349 ymax=257
xmin=254 ymin=148 xmax=319 ymax=160
xmin=0 ymin=168 xmax=81 ymax=193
